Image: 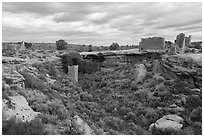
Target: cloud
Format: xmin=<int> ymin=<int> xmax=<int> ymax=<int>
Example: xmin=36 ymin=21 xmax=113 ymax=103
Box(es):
xmin=53 ymin=12 xmax=85 ymax=22
xmin=2 ymin=2 xmax=202 ymax=45
xmin=86 ymin=12 xmax=108 ymax=22
xmin=176 ymin=24 xmax=202 ymax=31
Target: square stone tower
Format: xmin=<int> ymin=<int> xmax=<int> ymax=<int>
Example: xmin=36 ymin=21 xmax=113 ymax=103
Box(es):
xmin=68 ymin=65 xmax=78 ymax=82
xmin=175 ymin=33 xmax=185 ymax=49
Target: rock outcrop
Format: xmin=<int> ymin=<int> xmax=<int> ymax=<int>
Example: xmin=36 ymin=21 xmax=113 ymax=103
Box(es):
xmin=73 ymin=115 xmax=95 ymax=135
xmin=149 ymin=114 xmax=184 ymax=133
xmin=162 ymin=53 xmax=202 ymax=89
xmin=3 ymin=66 xmax=25 ymax=88
xmin=2 ymin=95 xmax=40 ymax=122
xmin=134 ymin=64 xmax=147 ymax=84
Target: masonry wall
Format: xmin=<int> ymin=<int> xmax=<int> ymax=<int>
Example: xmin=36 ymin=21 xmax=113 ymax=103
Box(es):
xmin=175 ymin=33 xmax=185 ymax=48
xmin=68 ymin=65 xmax=78 ymax=82
xmin=139 ymin=37 xmax=165 ymax=50
xmin=185 ymin=35 xmax=191 ymax=46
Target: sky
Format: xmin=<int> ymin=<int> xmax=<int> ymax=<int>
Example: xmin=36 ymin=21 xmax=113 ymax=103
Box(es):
xmin=2 ymin=2 xmax=202 ymax=46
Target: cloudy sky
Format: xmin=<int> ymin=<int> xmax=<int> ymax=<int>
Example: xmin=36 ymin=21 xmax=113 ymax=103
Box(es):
xmin=2 ymin=2 xmax=202 ymax=46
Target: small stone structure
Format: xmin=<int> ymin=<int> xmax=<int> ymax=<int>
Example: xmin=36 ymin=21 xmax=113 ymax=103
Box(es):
xmin=175 ymin=33 xmax=185 ymax=48
xmin=167 ymin=44 xmax=181 ymax=55
xmin=168 ymin=45 xmax=177 ymax=55
xmin=175 ymin=33 xmax=191 ymax=54
xmin=68 ymin=65 xmax=78 ymax=82
xmin=139 ymin=37 xmax=165 ymax=51
xmin=185 ymin=35 xmax=191 ymax=46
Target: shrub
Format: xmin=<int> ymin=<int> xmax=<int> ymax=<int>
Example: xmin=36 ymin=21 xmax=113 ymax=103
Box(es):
xmin=176 ymin=126 xmax=195 ymax=135
xmin=102 ymin=116 xmax=125 ymax=131
xmin=88 ymin=44 xmax=93 ymax=52
xmin=4 ymin=78 xmax=13 ymax=85
xmin=126 ymin=124 xmax=150 ymax=135
xmin=79 ymin=60 xmax=100 ymax=74
xmin=59 ymin=52 xmax=82 ymax=73
xmin=32 ymin=62 xmax=58 ymax=79
xmin=24 ymin=42 xmax=32 ymax=49
xmin=56 ymin=39 xmax=68 ymax=50
xmin=176 ymin=124 xmax=201 ymax=135
xmin=41 ymin=114 xmax=58 ymax=125
xmin=185 ymin=95 xmax=202 ymax=110
xmin=110 ymin=42 xmax=119 ymax=50
xmin=36 ymin=74 xmax=47 ymax=82
xmin=61 ymin=121 xmax=84 ymax=135
xmin=118 ymin=107 xmax=127 ymax=116
xmin=45 ymin=99 xmax=69 ymax=120
xmin=102 ymin=60 xmax=119 ymax=68
xmin=2 ymin=118 xmax=46 ymax=135
xmin=169 ymin=79 xmax=193 ymax=94
xmin=60 ymin=52 xmax=102 ymax=74
xmin=190 ymin=107 xmax=202 ymax=122
xmin=79 ymin=92 xmax=93 ymax=102
xmin=192 ymin=122 xmax=202 ymax=135
xmin=17 ymin=89 xmax=48 ymax=110
xmin=19 ymin=71 xmax=48 ymax=91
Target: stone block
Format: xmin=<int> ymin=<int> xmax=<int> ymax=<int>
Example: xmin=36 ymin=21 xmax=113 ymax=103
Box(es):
xmin=68 ymin=65 xmax=78 ymax=82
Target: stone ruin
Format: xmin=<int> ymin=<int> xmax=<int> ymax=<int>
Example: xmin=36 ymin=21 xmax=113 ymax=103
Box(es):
xmin=175 ymin=33 xmax=185 ymax=49
xmin=185 ymin=35 xmax=191 ymax=47
xmin=139 ymin=37 xmax=165 ymax=51
xmin=175 ymin=33 xmax=192 ymax=54
xmin=167 ymin=44 xmax=182 ymax=55
xmin=68 ymin=65 xmax=78 ymax=82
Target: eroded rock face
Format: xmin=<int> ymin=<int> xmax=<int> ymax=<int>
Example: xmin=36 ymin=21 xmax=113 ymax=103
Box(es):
xmin=162 ymin=54 xmax=202 ymax=89
xmin=73 ymin=115 xmax=95 ymax=135
xmin=2 ymin=80 xmax=10 ymax=90
xmin=149 ymin=114 xmax=184 ymax=134
xmin=134 ymin=64 xmax=147 ymax=84
xmin=163 ymin=54 xmax=201 ymax=71
xmin=2 ymin=95 xmax=40 ymax=122
xmin=3 ymin=66 xmax=25 ymax=88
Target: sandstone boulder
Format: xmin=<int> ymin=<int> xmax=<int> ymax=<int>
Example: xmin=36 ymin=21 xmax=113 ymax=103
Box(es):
xmin=134 ymin=64 xmax=147 ymax=84
xmin=2 ymin=95 xmax=40 ymax=122
xmin=73 ymin=115 xmax=95 ymax=135
xmin=149 ymin=114 xmax=184 ymax=134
